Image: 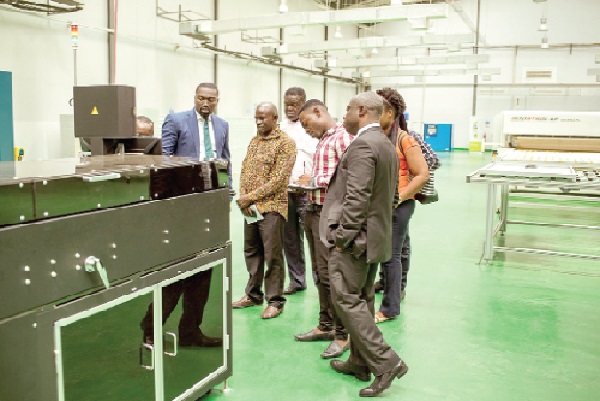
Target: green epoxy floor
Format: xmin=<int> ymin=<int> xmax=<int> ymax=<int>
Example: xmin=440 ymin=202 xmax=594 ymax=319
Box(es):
xmin=208 ymin=151 xmax=600 ymax=401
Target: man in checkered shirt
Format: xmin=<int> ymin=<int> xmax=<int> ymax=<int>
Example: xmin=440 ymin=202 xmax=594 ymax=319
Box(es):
xmin=292 ymin=99 xmax=355 ymax=360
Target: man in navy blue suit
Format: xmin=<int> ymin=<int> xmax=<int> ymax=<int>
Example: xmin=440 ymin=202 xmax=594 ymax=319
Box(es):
xmin=140 ymin=82 xmax=229 ymax=347
xmin=162 ymin=82 xmax=232 ymax=187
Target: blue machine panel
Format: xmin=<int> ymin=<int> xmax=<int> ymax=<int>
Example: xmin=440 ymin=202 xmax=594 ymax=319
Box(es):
xmin=424 ymin=123 xmax=452 ymax=152
xmin=0 ymin=71 xmax=14 ymax=161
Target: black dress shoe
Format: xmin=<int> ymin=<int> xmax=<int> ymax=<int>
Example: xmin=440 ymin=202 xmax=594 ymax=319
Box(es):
xmin=294 ymin=328 xmax=335 ymax=342
xmin=374 ymin=281 xmax=384 ymax=293
xmin=359 ymin=360 xmax=408 ymax=397
xmin=179 ymin=333 xmax=223 ymax=347
xmin=283 ymin=286 xmax=306 ymax=295
xmin=321 ymin=340 xmax=350 ymax=359
xmin=330 ymin=359 xmax=371 ymax=382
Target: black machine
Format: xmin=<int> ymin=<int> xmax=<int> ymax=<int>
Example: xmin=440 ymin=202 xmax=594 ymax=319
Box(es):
xmin=0 ymin=155 xmax=232 ymax=401
xmin=73 ymin=85 xmax=161 ymax=155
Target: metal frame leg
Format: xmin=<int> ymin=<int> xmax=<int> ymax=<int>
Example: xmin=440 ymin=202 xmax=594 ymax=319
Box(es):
xmin=499 ymin=184 xmax=509 ymax=234
xmin=483 ymin=183 xmax=497 ymax=261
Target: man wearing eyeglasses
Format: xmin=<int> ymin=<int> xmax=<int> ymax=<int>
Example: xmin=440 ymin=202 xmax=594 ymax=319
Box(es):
xmin=140 ymin=82 xmax=230 ymax=348
xmin=162 ymin=82 xmax=232 ymax=187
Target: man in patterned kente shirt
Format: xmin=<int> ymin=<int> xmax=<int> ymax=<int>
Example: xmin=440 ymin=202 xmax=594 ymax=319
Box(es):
xmin=233 ymin=102 xmax=297 ymax=319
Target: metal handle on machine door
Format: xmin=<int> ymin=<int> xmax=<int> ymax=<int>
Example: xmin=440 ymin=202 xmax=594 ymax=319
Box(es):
xmin=139 ymin=343 xmax=155 ymax=370
xmin=84 ymin=256 xmax=110 ymax=289
xmin=164 ymin=332 xmax=178 ymax=356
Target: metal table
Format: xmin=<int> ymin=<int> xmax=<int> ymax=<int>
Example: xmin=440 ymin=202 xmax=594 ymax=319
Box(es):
xmin=467 ymin=162 xmax=600 ymax=262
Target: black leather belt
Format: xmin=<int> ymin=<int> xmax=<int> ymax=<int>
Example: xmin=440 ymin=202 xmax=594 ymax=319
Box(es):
xmin=305 ymin=204 xmax=323 ymax=212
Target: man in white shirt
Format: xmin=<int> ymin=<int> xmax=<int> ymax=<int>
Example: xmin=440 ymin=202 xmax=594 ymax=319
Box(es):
xmin=280 ymin=87 xmax=318 ymax=295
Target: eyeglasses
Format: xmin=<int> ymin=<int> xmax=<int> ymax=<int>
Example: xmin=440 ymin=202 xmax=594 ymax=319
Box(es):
xmin=196 ymin=96 xmax=218 ymax=103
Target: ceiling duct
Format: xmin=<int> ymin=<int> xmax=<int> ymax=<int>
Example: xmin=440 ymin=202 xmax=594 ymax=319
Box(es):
xmin=181 ymin=4 xmax=448 ymax=37
xmin=278 ymin=33 xmax=474 ymax=55
xmin=0 ymin=0 xmax=82 ymax=13
xmin=332 ymin=53 xmax=489 ymax=68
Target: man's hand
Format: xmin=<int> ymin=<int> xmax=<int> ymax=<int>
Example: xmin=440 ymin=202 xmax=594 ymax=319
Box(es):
xmin=240 ymin=207 xmax=255 ymax=217
xmin=295 ymin=174 xmax=313 ymax=186
xmin=237 ymin=194 xmax=252 ymax=209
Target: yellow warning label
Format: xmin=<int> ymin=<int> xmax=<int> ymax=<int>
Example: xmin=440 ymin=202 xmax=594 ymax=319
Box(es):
xmin=91 ymin=106 xmax=99 ymax=115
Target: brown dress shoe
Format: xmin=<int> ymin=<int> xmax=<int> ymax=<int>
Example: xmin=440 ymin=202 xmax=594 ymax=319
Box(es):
xmin=330 ymin=359 xmax=371 ymax=382
xmin=261 ymin=305 xmax=283 ymax=319
xmin=232 ymin=295 xmax=261 ymax=309
xmin=294 ymin=328 xmax=335 ymax=342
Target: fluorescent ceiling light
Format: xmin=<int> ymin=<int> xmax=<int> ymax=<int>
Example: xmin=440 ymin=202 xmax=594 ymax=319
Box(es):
xmin=279 ymin=0 xmax=288 ymax=13
xmin=335 ymin=26 xmax=343 ymax=38
xmin=408 ymin=18 xmax=429 ymax=30
xmin=184 ymin=4 xmax=448 ymax=36
xmin=447 ymin=43 xmax=461 ymax=52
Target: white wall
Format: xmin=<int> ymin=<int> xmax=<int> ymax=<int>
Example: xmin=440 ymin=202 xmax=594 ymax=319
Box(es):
xmin=371 ymin=0 xmax=600 ymax=147
xmin=0 ymin=4 xmax=108 ymax=159
xmin=1 ymin=0 xmax=599 ymax=160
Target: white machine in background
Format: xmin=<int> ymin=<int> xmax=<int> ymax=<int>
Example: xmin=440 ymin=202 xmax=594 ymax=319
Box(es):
xmin=467 ymin=111 xmax=600 ymax=262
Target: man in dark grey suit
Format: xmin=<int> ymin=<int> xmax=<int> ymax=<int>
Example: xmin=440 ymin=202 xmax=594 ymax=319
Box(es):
xmin=320 ymin=92 xmax=407 ymax=397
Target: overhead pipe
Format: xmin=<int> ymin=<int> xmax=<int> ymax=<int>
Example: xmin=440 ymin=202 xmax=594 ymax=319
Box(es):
xmin=184 ymin=4 xmax=448 ymax=36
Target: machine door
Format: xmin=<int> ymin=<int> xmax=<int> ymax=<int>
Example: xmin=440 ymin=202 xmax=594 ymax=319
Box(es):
xmin=55 ymin=289 xmax=156 ymax=401
xmin=52 ymin=252 xmax=229 ymax=401
xmin=161 ymin=262 xmax=226 ymax=401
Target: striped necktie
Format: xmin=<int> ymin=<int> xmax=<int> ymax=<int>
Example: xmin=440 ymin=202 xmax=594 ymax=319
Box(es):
xmin=203 ymin=119 xmax=214 ymax=159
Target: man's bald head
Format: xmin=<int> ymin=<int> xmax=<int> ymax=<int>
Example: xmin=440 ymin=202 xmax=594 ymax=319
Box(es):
xmin=255 ymin=102 xmax=279 ymax=136
xmin=344 ymin=91 xmax=384 ymax=135
xmin=350 ymin=92 xmax=384 ymax=119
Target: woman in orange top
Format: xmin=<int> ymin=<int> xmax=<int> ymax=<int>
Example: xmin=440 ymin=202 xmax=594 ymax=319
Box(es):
xmin=374 ymin=88 xmax=429 ymax=323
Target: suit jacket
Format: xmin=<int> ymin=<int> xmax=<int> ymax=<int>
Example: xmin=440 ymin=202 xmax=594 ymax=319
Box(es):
xmin=319 ymin=126 xmax=399 ymax=264
xmin=162 ymin=108 xmax=232 ymax=187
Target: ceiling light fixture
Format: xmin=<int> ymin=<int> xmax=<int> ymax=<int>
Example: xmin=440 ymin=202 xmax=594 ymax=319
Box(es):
xmin=447 ymin=43 xmax=461 ymax=52
xmin=539 ymin=17 xmax=548 ymax=31
xmin=278 ymin=0 xmax=288 ymax=13
xmin=408 ymin=18 xmax=429 ymax=30
xmin=371 ymin=47 xmax=378 ymax=54
xmin=335 ymin=25 xmax=343 ymax=38
xmin=541 ymin=36 xmax=549 ymax=49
